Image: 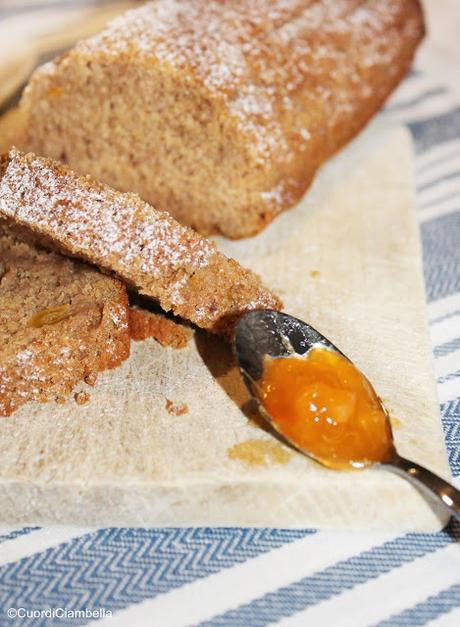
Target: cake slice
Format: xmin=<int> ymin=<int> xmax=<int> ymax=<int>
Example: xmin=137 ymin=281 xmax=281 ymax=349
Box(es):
xmin=0 ymin=149 xmax=281 ymax=336
xmin=20 ymin=0 xmax=424 ymax=238
xmin=0 ymin=224 xmax=130 ymax=417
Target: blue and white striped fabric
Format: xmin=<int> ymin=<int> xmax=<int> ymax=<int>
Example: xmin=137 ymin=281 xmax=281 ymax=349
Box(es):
xmin=1 ymin=22 xmax=460 ymax=627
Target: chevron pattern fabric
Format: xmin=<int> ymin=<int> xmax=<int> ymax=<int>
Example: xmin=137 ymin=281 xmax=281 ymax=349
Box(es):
xmin=1 ymin=4 xmax=460 ymax=626
xmin=0 ymin=529 xmax=312 ymax=625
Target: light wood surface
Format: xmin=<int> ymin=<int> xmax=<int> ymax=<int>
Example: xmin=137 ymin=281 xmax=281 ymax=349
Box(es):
xmin=0 ymin=114 xmax=451 ymax=530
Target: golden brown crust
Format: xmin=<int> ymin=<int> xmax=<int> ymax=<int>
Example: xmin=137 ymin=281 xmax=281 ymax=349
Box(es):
xmin=0 ymin=225 xmax=130 ymax=416
xmin=129 ymin=306 xmax=191 ymax=348
xmin=20 ymin=0 xmax=424 ymax=238
xmin=0 ymin=149 xmax=281 ymax=337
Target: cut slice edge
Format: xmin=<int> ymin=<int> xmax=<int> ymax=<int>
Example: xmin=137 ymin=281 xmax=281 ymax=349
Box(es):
xmin=0 ymin=223 xmax=131 ymax=417
xmin=0 ymin=148 xmax=282 ymax=337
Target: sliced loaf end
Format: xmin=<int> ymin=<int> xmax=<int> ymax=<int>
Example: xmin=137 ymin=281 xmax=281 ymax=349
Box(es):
xmin=0 ymin=149 xmax=282 ymax=338
xmin=0 ymin=224 xmax=130 ymax=416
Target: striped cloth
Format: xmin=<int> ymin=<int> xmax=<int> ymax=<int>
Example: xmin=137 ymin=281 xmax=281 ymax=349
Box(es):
xmin=1 ymin=10 xmax=460 ymax=627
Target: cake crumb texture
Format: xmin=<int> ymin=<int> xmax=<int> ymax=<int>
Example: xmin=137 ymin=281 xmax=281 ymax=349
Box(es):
xmin=0 ymin=224 xmax=130 ymax=417
xmin=129 ymin=306 xmax=191 ymax=348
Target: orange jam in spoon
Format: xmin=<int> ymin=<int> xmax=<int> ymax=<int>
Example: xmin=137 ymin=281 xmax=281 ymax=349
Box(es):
xmin=234 ymin=310 xmax=460 ymax=521
xmin=257 ymin=348 xmax=393 ymax=469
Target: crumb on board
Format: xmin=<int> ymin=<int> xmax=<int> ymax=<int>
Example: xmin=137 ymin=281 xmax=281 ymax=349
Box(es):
xmin=74 ymin=391 xmax=90 ymax=405
xmin=84 ymin=372 xmax=98 ymax=386
xmin=309 ymin=270 xmax=320 ymax=278
xmin=228 ymin=439 xmax=292 ymax=467
xmin=165 ymin=399 xmax=189 ymax=416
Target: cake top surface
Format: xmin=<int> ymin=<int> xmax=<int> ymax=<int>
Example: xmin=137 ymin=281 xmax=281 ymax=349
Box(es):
xmin=69 ymin=0 xmax=414 ymax=160
xmin=76 ymin=0 xmax=403 ymax=87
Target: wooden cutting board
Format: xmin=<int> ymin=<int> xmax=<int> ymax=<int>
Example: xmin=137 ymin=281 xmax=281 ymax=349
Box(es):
xmin=0 ymin=110 xmax=451 ymax=531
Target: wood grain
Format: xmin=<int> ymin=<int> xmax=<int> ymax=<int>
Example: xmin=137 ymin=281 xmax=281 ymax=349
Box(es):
xmin=0 ymin=110 xmax=451 ymax=530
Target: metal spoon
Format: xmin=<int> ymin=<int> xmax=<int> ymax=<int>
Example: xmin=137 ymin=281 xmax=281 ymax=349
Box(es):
xmin=234 ymin=309 xmax=460 ymax=523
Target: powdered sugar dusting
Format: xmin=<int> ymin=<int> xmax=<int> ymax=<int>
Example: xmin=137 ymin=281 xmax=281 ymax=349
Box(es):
xmin=261 ymin=181 xmax=290 ymax=209
xmin=0 ymin=149 xmax=280 ymax=332
xmin=110 ymin=304 xmax=129 ymax=330
xmin=1 ymin=148 xmax=215 ymax=306
xmin=69 ymin=0 xmax=417 ymax=168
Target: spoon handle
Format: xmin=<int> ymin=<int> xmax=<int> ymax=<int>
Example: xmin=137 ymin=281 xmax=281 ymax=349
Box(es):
xmin=384 ymin=454 xmax=460 ymax=522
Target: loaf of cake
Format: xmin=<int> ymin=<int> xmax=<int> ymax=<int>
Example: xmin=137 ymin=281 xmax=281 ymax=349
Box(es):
xmin=0 ymin=224 xmax=131 ymax=417
xmin=20 ymin=0 xmax=424 ymax=238
xmin=0 ymin=149 xmax=281 ymax=336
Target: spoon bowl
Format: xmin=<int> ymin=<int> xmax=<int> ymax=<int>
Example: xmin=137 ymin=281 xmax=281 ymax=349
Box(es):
xmin=234 ymin=309 xmax=460 ymax=522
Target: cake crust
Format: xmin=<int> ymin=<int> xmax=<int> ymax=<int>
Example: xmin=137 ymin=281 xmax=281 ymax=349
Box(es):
xmin=21 ymin=0 xmax=425 ymax=238
xmin=129 ymin=306 xmax=191 ymax=348
xmin=0 ymin=149 xmax=281 ymax=336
